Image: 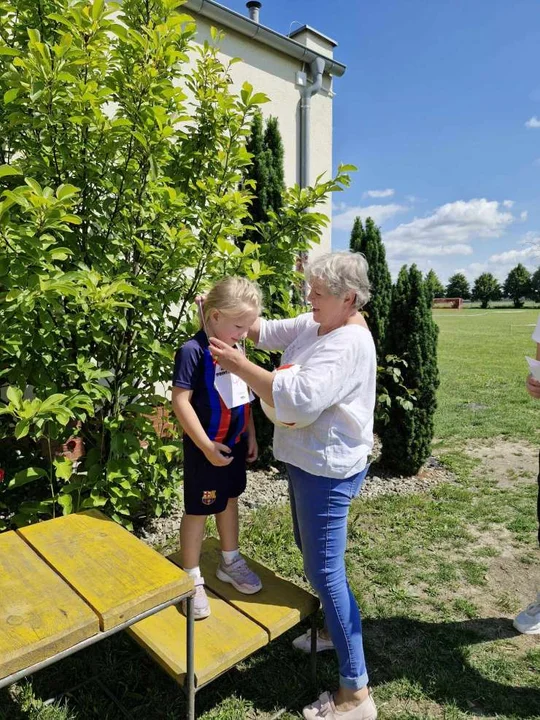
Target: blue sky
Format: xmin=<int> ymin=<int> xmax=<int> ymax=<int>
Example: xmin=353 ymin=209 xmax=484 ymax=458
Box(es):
xmin=221 ymin=0 xmax=540 ymax=283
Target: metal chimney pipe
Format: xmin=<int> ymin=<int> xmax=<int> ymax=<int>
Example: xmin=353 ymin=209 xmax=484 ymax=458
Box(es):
xmin=246 ymin=1 xmax=262 ymax=23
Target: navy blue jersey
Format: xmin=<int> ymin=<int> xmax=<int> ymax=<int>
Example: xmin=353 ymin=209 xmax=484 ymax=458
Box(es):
xmin=172 ymin=330 xmax=250 ymax=448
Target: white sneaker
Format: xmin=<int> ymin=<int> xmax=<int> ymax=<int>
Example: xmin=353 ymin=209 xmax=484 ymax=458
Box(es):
xmin=292 ymin=629 xmax=335 ymax=653
xmin=513 ymin=592 xmax=540 ymax=634
xmin=181 ymin=577 xmax=211 ymax=620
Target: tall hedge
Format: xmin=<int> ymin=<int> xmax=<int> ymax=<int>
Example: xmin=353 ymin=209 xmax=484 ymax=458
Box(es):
xmin=380 ymin=265 xmax=439 ymax=475
xmin=349 ymin=216 xmax=392 ymax=357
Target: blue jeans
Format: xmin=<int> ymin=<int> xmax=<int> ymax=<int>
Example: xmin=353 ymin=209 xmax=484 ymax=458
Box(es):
xmin=286 ymin=463 xmax=369 ymax=691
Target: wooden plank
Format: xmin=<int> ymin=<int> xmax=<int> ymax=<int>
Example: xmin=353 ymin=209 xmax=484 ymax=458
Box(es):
xmin=169 ymin=539 xmax=319 ymax=641
xmin=0 ymin=531 xmax=99 ymax=680
xmin=18 ymin=510 xmax=193 ymax=631
xmin=128 ymin=589 xmax=268 ymax=687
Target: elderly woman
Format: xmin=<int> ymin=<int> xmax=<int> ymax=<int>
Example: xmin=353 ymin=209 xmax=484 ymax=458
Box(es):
xmin=209 ymin=252 xmax=377 ymax=720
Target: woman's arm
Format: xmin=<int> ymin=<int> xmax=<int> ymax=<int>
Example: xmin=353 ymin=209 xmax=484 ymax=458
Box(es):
xmin=526 ymin=340 xmax=540 ymax=399
xmin=255 ymin=313 xmax=312 ymax=352
xmin=247 ymin=317 xmax=261 ymax=344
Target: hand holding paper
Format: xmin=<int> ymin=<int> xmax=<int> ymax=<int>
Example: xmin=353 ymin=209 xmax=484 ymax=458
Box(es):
xmin=526 ymin=356 xmax=540 ymax=382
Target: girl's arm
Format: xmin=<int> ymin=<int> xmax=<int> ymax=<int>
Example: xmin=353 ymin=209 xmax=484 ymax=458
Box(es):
xmin=171 ymin=387 xmax=233 ymax=466
xmin=246 ymin=411 xmax=258 ymax=463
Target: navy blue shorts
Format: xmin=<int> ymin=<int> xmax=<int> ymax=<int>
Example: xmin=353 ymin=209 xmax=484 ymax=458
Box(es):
xmin=182 ymin=436 xmax=247 ymax=516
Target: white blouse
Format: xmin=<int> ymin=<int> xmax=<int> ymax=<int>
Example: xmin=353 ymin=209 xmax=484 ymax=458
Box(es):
xmin=533 ymin=315 xmax=540 ymax=344
xmin=257 ymin=313 xmax=376 ymax=479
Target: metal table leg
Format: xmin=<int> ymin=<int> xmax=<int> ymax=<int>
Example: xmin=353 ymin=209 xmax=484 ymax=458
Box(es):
xmin=310 ymin=615 xmax=317 ymax=688
xmin=186 ymin=594 xmax=196 ymax=720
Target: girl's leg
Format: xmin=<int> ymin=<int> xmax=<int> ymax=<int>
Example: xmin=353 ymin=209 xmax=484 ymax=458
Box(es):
xmin=180 ymin=514 xmax=207 ymax=570
xmin=286 ymin=463 xmax=369 ymax=702
xmin=216 ymin=497 xmax=239 ymax=552
xmin=215 ymin=497 xmax=262 ymax=594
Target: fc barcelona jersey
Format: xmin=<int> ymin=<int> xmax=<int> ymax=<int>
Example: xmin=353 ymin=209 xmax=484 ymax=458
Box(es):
xmin=172 ymin=330 xmax=250 ymax=447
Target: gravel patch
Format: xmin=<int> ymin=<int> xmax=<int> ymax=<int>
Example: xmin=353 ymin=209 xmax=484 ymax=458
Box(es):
xmin=139 ymin=444 xmax=455 ymax=550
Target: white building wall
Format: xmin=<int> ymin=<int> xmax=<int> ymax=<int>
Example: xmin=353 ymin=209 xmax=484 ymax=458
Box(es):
xmin=189 ymin=17 xmax=334 ymax=257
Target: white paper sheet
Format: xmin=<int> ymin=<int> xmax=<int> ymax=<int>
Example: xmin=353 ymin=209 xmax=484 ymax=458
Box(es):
xmin=526 ymin=356 xmax=540 ymax=381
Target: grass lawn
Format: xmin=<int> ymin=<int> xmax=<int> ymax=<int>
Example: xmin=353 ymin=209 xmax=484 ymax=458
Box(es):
xmin=435 ymin=306 xmax=540 ymax=443
xmin=1 ymin=308 xmax=539 ymax=719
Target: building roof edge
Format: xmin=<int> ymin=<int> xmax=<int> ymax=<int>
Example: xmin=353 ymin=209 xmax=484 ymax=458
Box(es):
xmin=184 ymin=0 xmax=346 ymax=76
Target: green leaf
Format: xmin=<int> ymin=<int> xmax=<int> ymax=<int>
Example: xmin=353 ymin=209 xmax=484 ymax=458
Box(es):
xmin=58 ymin=493 xmax=73 ymax=515
xmin=0 ymin=47 xmax=21 ymax=57
xmin=54 ymin=457 xmax=73 ymax=481
xmin=8 ymin=467 xmax=47 ymax=489
xmin=6 ymin=386 xmax=23 ymax=408
xmin=4 ymin=88 xmax=19 ymax=105
xmin=0 ymin=165 xmax=22 ymax=178
xmin=14 ymin=418 xmax=30 ymax=439
xmin=91 ymin=0 xmax=105 ymax=20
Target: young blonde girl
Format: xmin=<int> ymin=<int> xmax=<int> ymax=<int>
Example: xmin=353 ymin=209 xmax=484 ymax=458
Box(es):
xmin=171 ymin=277 xmax=262 ymax=619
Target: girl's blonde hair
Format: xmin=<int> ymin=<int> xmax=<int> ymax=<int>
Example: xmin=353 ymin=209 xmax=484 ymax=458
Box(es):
xmin=203 ymin=277 xmax=262 ymax=323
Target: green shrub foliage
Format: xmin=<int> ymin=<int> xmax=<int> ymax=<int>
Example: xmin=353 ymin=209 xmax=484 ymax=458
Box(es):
xmin=349 ymin=216 xmax=392 ymax=356
xmin=0 ymin=0 xmax=352 ymax=528
xmin=380 ymin=265 xmax=439 ymax=475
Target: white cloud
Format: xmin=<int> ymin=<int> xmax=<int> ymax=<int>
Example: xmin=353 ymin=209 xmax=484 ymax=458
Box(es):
xmin=363 ymin=188 xmax=395 ymax=199
xmin=525 ymin=116 xmax=540 ymax=128
xmin=458 ymin=241 xmax=540 ymax=283
xmin=502 ymin=199 xmax=514 ymax=208
xmin=384 ymin=199 xmax=515 ymax=248
xmin=380 ymin=199 xmax=519 ymax=280
xmin=520 ymin=210 xmax=528 ymax=221
xmin=489 ymin=245 xmax=540 ymax=264
xmin=387 ymin=242 xmax=473 ymax=258
xmin=333 ymin=203 xmax=407 ymax=230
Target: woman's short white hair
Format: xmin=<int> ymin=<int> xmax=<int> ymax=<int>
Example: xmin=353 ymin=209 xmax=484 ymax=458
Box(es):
xmin=305 ymin=252 xmax=371 ymax=309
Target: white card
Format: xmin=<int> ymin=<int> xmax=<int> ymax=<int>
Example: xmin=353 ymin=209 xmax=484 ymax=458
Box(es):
xmin=526 ymin=356 xmax=540 ymax=381
xmin=214 ymin=364 xmax=251 ymax=409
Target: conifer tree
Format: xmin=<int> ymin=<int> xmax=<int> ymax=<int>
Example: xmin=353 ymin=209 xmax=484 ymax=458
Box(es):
xmin=380 ymin=265 xmax=439 ymax=475
xmin=243 ymin=113 xmax=285 ymax=244
xmin=349 ymin=216 xmax=392 ymax=357
xmin=263 ymin=116 xmax=285 ymax=214
xmin=425 ymin=269 xmax=445 ymax=303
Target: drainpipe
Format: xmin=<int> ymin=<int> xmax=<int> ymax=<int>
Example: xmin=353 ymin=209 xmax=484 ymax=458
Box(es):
xmin=299 ymin=56 xmax=325 ymax=298
xmin=300 ymin=56 xmax=325 ymax=189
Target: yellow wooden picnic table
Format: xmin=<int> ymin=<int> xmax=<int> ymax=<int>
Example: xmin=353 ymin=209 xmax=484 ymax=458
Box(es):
xmin=0 ymin=510 xmax=196 ymax=716
xmin=1 ymin=511 xmax=320 ymax=718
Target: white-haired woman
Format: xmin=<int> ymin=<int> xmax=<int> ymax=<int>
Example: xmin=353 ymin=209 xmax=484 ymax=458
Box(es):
xmin=209 ymin=252 xmax=377 ymax=720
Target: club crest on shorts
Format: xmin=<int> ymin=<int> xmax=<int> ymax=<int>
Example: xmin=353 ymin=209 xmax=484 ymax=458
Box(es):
xmin=202 ymin=490 xmax=216 ymax=505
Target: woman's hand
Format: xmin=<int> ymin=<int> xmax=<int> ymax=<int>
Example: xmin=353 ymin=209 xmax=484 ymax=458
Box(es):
xmin=208 ymin=337 xmax=247 ymax=374
xmin=526 ymin=374 xmax=540 ymax=399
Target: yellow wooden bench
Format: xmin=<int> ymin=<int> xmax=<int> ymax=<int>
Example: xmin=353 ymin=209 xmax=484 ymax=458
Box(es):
xmin=0 ymin=512 xmax=319 ymax=719
xmin=128 ymin=536 xmax=320 ymax=716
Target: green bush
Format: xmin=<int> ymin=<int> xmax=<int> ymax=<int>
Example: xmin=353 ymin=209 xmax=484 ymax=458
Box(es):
xmin=380 ymin=265 xmax=439 ymax=475
xmin=0 ymin=0 xmax=352 ymax=529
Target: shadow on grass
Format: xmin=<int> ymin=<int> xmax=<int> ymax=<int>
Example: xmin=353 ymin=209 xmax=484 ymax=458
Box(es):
xmin=362 ymin=615 xmax=539 ymax=717
xmin=0 ymin=616 xmax=537 ymax=719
